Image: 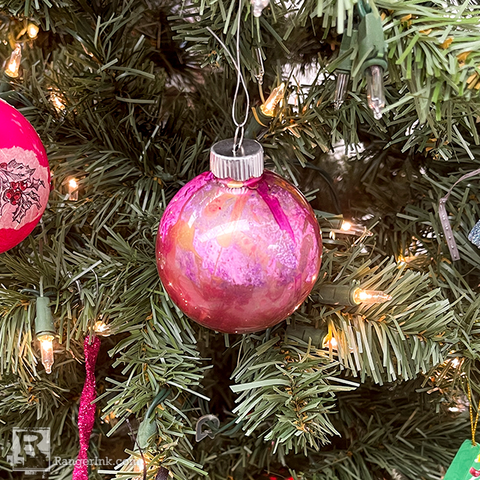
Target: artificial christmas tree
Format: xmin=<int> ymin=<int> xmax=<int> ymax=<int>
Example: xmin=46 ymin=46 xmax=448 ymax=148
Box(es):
xmin=1 ymin=0 xmax=480 ymax=479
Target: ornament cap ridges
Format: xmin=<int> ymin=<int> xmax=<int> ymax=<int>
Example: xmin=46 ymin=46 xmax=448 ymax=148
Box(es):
xmin=210 ymin=138 xmax=264 ymax=181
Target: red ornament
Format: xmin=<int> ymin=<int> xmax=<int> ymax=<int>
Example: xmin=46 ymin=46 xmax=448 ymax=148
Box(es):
xmin=0 ymin=100 xmax=50 ymax=253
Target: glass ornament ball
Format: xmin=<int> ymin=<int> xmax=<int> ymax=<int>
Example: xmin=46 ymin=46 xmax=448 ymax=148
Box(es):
xmin=156 ymin=139 xmax=322 ymax=334
xmin=0 ymin=99 xmax=50 ymax=253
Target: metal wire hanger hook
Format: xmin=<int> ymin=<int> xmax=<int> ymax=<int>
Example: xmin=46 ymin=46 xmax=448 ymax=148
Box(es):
xmin=206 ymin=0 xmax=250 ymax=154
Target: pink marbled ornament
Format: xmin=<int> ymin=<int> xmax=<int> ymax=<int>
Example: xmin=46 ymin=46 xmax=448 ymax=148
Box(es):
xmin=156 ymin=170 xmax=322 ymax=334
xmin=0 ymin=99 xmax=50 ymax=253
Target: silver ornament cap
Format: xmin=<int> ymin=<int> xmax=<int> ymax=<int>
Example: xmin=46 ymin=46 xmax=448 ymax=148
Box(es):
xmin=210 ymin=139 xmax=264 ymax=181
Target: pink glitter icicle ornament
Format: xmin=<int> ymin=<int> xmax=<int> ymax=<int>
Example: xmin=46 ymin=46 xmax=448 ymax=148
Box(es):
xmin=0 ymin=99 xmax=50 ymax=253
xmin=156 ymin=139 xmax=322 ymax=334
xmin=72 ymin=336 xmax=101 ymax=480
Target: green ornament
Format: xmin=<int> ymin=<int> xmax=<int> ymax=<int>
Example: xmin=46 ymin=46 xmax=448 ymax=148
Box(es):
xmin=444 ymin=440 xmax=480 ymax=480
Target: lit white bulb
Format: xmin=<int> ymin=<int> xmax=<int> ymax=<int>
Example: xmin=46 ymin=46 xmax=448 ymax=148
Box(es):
xmin=132 ymin=457 xmax=145 ymax=474
xmin=5 ymin=45 xmax=22 ymax=78
xmin=67 ymin=178 xmax=78 ymax=200
xmin=341 ymin=221 xmax=352 ymax=231
xmin=50 ymin=92 xmax=65 ymax=113
xmin=27 ymin=23 xmax=39 ymax=39
xmin=353 ymin=288 xmax=392 ymax=305
xmin=323 ymin=336 xmax=338 ymax=350
xmin=94 ymin=320 xmax=111 ymax=336
xmin=38 ymin=335 xmax=54 ymax=374
xmin=451 ymin=358 xmax=461 ymax=368
xmin=260 ymin=83 xmax=285 ymax=116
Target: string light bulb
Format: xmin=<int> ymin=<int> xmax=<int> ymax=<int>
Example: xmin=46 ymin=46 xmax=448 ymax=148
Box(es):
xmin=323 ymin=335 xmax=338 ymax=350
xmin=118 ymin=456 xmax=146 ymax=476
xmin=133 ymin=458 xmax=145 ymax=473
xmin=357 ymin=5 xmax=387 ymax=119
xmin=67 ymin=177 xmax=78 ymax=200
xmin=334 ymin=72 xmax=349 ymax=110
xmin=35 ymin=296 xmax=56 ymax=374
xmin=341 ymin=221 xmax=352 ymax=231
xmin=365 ymin=65 xmax=386 ymax=120
xmin=330 ymin=220 xmax=372 ymax=239
xmin=246 ymin=83 xmax=285 ymax=138
xmin=94 ymin=320 xmax=111 ymax=336
xmin=352 ymin=288 xmax=392 ymax=304
xmin=4 ymin=44 xmax=22 ymax=78
xmin=39 ymin=335 xmax=54 ymax=374
xmin=260 ymin=82 xmax=285 ymax=116
xmin=27 ymin=23 xmax=39 ymax=39
xmin=450 ymin=357 xmax=461 ymax=368
xmin=50 ymin=91 xmax=66 ymax=113
xmin=317 ymin=284 xmax=392 ymax=306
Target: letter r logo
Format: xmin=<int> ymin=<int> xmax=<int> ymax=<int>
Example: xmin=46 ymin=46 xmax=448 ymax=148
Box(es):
xmin=12 ymin=428 xmax=50 ymax=472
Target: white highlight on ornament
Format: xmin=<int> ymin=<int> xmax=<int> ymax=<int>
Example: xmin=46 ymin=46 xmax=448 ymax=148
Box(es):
xmin=5 ymin=44 xmax=22 ymax=78
xmin=39 ymin=335 xmax=54 ymax=374
xmin=67 ymin=178 xmax=79 ymax=201
xmin=27 ymin=23 xmax=39 ymax=39
xmin=251 ymin=0 xmax=269 ymax=17
xmin=198 ymin=220 xmax=250 ymax=242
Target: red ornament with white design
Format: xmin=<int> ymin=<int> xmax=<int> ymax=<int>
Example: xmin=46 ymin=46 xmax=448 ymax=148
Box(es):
xmin=0 ymin=99 xmax=50 ymax=253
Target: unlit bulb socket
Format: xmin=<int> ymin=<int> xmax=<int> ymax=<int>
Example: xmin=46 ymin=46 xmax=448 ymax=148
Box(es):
xmin=35 ymin=296 xmax=55 ymax=338
xmin=210 ymin=139 xmax=264 ymax=182
xmin=286 ymin=324 xmax=327 ymax=345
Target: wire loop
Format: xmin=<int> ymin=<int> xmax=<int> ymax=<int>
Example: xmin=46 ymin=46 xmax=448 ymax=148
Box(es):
xmin=206 ymin=0 xmax=249 ymax=153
